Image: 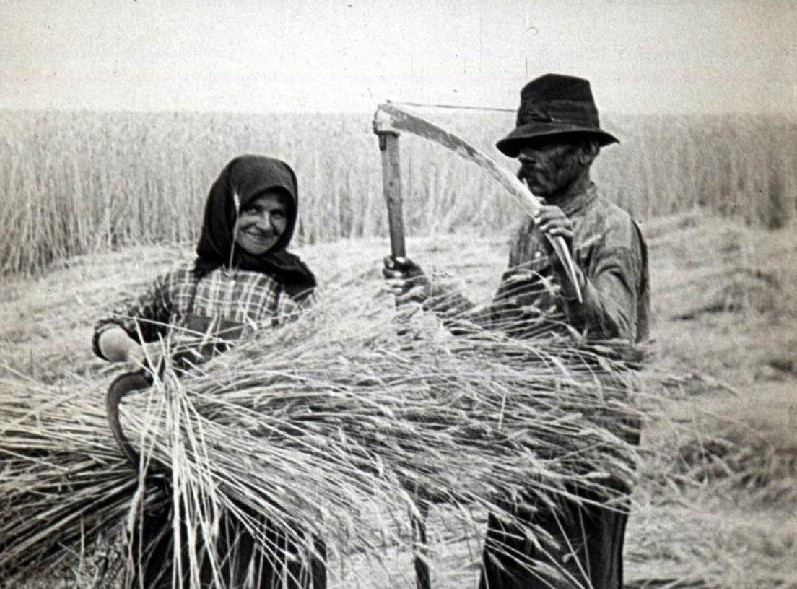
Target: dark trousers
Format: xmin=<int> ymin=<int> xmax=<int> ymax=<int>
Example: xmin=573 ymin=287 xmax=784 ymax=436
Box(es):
xmin=478 ymin=490 xmax=629 ymax=589
xmin=127 ymin=498 xmax=326 ymax=589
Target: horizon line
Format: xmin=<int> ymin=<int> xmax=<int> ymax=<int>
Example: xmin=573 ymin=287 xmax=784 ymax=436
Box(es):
xmin=1 ymin=105 xmax=795 ymax=119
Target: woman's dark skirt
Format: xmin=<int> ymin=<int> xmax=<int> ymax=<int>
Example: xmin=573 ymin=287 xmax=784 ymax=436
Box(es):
xmin=126 ymin=496 xmax=326 ymax=589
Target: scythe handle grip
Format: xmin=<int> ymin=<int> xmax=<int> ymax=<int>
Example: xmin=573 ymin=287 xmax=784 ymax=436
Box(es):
xmin=376 ymin=131 xmax=406 ymax=260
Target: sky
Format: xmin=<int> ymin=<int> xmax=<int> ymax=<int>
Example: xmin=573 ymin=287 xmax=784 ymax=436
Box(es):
xmin=1 ymin=0 xmax=795 ymax=115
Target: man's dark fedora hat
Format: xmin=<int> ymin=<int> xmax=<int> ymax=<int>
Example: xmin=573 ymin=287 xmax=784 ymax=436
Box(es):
xmin=496 ymin=73 xmax=619 ymax=158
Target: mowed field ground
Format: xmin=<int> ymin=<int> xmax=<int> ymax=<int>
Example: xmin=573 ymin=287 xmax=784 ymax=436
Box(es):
xmin=1 ymin=209 xmax=796 ymax=587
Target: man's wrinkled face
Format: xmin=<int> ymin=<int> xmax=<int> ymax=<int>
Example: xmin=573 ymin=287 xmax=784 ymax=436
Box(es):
xmin=234 ymin=191 xmax=289 ymax=255
xmin=517 ymin=139 xmax=584 ymax=199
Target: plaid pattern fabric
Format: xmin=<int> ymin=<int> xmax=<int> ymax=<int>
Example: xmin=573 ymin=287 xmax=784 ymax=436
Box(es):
xmin=93 ymin=262 xmax=310 ymax=358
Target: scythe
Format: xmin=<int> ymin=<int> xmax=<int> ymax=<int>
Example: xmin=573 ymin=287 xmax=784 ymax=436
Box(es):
xmin=373 ymin=101 xmax=582 ymax=302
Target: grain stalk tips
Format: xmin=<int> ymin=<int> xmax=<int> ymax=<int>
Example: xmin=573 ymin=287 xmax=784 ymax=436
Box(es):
xmin=0 ymin=280 xmax=655 ymax=587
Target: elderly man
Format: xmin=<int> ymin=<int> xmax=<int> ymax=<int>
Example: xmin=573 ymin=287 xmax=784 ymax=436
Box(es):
xmin=384 ymin=73 xmax=649 ymax=588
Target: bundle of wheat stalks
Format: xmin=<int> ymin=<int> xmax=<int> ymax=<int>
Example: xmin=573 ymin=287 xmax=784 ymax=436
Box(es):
xmin=0 ymin=278 xmax=653 ymax=587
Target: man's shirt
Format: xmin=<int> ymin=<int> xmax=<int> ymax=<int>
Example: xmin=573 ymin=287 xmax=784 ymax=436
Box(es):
xmin=492 ymin=184 xmax=649 ymax=343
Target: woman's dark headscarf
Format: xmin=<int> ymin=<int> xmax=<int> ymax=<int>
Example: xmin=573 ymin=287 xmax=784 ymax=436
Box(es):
xmin=194 ymin=155 xmax=316 ymax=300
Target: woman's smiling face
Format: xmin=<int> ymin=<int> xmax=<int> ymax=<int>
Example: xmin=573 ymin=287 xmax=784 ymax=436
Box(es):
xmin=234 ymin=191 xmax=289 ymax=255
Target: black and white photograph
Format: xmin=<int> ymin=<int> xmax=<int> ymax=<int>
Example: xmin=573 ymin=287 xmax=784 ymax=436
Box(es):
xmin=1 ymin=1 xmax=795 ymax=587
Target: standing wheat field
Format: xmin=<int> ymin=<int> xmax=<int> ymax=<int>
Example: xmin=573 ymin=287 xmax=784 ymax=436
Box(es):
xmin=1 ymin=109 xmax=796 ymax=274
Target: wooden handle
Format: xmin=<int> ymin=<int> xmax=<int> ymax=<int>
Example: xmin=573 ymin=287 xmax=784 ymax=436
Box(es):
xmin=377 ymin=132 xmax=406 ymax=260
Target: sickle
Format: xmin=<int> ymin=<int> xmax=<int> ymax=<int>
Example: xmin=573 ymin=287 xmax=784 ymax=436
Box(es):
xmin=106 ymin=370 xmax=152 ymax=467
xmin=373 ymin=101 xmax=583 ymax=302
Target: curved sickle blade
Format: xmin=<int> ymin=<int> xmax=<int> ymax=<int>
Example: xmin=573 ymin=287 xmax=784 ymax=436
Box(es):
xmin=106 ymin=370 xmax=152 ymax=466
xmin=373 ymin=102 xmax=582 ymax=302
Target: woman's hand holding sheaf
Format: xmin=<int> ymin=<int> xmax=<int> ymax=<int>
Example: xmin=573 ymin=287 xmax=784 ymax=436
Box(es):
xmin=98 ymin=326 xmax=165 ymax=372
xmin=124 ymin=341 xmax=167 ymax=372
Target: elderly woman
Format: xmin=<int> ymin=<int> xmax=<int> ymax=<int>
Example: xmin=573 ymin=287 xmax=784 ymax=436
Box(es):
xmin=93 ymin=155 xmax=323 ymax=588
